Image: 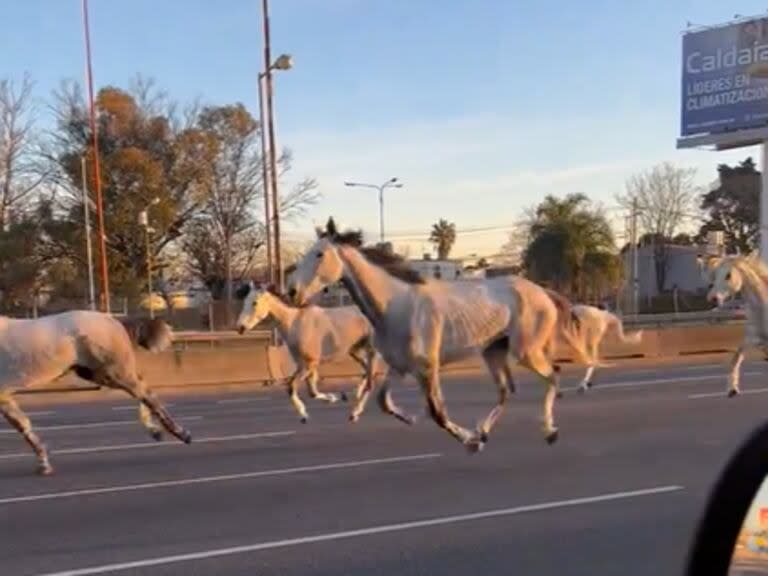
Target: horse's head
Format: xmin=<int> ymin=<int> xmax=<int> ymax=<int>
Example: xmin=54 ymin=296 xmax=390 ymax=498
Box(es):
xmin=702 ymin=256 xmax=742 ymax=307
xmin=287 ymin=218 xmax=353 ymax=305
xmin=236 ymin=282 xmax=273 ymax=334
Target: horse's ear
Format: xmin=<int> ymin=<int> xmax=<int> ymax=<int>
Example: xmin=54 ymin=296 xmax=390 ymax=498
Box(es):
xmin=235 ymin=283 xmax=251 ymax=300
xmin=326 ymin=217 xmax=338 ymax=238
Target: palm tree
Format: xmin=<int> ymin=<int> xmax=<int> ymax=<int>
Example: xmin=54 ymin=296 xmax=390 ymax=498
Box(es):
xmin=523 ymin=194 xmax=617 ymax=300
xmin=429 ymin=219 xmax=457 ymax=260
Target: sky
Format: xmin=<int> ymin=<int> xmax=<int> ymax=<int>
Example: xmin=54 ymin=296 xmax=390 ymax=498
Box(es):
xmin=0 ymin=0 xmax=764 ymax=258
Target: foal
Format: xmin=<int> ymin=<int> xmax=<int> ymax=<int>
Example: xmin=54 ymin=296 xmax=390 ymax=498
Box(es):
xmin=236 ymin=283 xmax=379 ymax=422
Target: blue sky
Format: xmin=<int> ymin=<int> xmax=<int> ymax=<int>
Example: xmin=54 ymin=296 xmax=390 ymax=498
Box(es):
xmin=0 ymin=0 xmax=763 ymax=257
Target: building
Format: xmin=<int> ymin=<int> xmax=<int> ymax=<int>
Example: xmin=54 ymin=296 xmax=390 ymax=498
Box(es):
xmin=621 ymin=243 xmax=709 ymax=300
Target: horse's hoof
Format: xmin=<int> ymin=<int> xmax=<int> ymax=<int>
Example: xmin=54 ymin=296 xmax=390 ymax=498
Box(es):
xmin=465 ymin=440 xmax=485 ymax=454
xmin=728 ymin=389 xmax=739 ymax=398
xmin=180 ymin=430 xmax=192 ymax=444
xmin=545 ymin=429 xmax=559 ymax=445
xmin=150 ymin=429 xmax=163 ymax=442
xmin=38 ymin=463 xmax=54 ymax=476
xmin=349 ymin=413 xmax=359 ymax=423
xmin=300 ymin=416 xmax=309 ymax=424
xmin=339 ymin=391 xmax=349 ymax=403
xmin=478 ymin=430 xmax=490 ymax=443
xmin=556 ymin=391 xmax=564 ymax=399
xmin=587 ymin=381 xmax=594 ymax=389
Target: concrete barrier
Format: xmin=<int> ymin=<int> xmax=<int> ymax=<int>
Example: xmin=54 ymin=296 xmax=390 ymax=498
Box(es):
xmin=18 ymin=321 xmax=747 ymax=397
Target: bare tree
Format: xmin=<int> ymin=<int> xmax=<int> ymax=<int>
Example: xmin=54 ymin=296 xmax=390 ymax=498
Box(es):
xmin=0 ymin=74 xmax=44 ymax=231
xmin=182 ymin=104 xmax=319 ymax=302
xmin=617 ymin=162 xmax=699 ymax=294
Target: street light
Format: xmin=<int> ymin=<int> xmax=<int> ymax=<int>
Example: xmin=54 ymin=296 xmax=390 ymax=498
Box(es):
xmin=344 ymin=177 xmax=403 ymax=242
xmin=261 ymin=0 xmax=291 ymax=294
xmin=258 ymin=53 xmax=293 ymax=287
xmin=138 ymin=197 xmax=160 ymax=319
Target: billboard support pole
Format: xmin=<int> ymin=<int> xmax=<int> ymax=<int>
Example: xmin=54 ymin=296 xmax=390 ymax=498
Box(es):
xmin=762 ymin=141 xmax=768 ymax=262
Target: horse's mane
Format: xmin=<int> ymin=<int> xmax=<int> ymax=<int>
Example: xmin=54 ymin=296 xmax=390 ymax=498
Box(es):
xmin=320 ymin=217 xmax=425 ymax=285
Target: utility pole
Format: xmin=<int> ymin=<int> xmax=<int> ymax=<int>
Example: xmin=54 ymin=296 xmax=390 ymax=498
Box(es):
xmin=82 ymin=0 xmax=110 ymax=312
xmin=630 ymin=197 xmax=639 ymax=316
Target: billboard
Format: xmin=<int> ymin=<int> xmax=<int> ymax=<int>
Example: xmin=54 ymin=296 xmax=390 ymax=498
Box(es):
xmin=681 ymin=17 xmax=768 ymax=137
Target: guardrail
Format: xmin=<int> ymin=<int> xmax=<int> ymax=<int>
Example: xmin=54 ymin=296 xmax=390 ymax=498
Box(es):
xmin=623 ymin=309 xmax=744 ymax=328
xmin=17 ymin=313 xmax=750 ymax=400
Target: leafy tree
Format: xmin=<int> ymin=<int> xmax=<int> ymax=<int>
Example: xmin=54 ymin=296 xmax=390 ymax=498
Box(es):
xmin=429 ymin=219 xmax=456 ymax=260
xmin=522 ymin=193 xmax=616 ymax=299
xmin=46 ymin=79 xmax=215 ymax=299
xmin=696 ymin=158 xmax=759 ymax=254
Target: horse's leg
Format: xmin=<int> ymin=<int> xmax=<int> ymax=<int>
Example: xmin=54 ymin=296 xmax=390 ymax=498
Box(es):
xmin=348 ymin=345 xmax=377 ymax=421
xmin=348 ymin=343 xmax=375 ymax=403
xmin=728 ymin=346 xmax=746 ymax=397
xmin=0 ymin=395 xmax=52 ymax=475
xmin=377 ymin=375 xmax=416 ymax=425
xmin=419 ymin=366 xmax=479 ymax=450
xmin=139 ymin=403 xmax=163 ymax=441
xmin=305 ymin=363 xmax=342 ymax=404
xmin=286 ymin=367 xmax=310 ymax=422
xmin=115 ymin=374 xmax=191 ymax=444
xmin=477 ymin=338 xmax=512 ymax=441
xmin=503 ymin=361 xmax=516 ymax=394
xmin=578 ymin=364 xmax=596 ymax=393
xmin=520 ymin=349 xmax=560 ymax=444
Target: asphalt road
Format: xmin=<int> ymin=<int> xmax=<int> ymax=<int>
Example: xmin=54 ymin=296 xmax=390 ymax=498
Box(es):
xmin=2 ymin=357 xmax=768 ymax=576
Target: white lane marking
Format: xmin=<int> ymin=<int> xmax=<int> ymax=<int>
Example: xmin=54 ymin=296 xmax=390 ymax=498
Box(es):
xmin=689 ymin=388 xmax=768 ymax=400
xmin=26 ymin=411 xmax=56 ymax=417
xmin=216 ymin=397 xmax=271 ymax=405
xmin=0 ymin=416 xmax=202 ymax=435
xmin=0 ymin=453 xmax=441 ymax=506
xmin=561 ymin=371 xmax=763 ymax=393
xmin=111 ymin=404 xmax=175 ymax=412
xmin=0 ymin=431 xmax=295 ymax=460
xmin=31 ymin=485 xmax=682 ymax=576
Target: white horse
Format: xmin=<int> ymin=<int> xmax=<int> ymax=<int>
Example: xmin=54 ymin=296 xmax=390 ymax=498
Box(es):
xmin=236 ymin=282 xmax=381 ymax=422
xmin=287 ymin=218 xmax=597 ymax=452
xmin=700 ymin=254 xmax=768 ymax=397
xmin=0 ymin=311 xmax=191 ymax=475
xmin=571 ymin=304 xmax=643 ymax=392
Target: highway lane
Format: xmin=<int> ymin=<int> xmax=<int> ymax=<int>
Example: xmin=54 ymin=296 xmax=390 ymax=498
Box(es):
xmin=0 ymin=357 xmax=767 ymax=575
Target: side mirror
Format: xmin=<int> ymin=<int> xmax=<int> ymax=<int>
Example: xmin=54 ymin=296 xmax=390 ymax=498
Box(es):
xmin=687 ymin=420 xmax=768 ymax=574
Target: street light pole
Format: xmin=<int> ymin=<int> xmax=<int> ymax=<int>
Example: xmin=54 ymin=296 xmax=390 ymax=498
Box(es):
xmin=138 ymin=198 xmax=159 ymax=319
xmin=257 ymin=72 xmax=273 ymax=285
xmin=261 ymin=0 xmax=286 ymax=292
xmin=344 ymin=178 xmax=402 ymax=243
xmin=80 ymin=156 xmax=96 ymax=311
xmin=81 ymin=0 xmax=110 ymax=313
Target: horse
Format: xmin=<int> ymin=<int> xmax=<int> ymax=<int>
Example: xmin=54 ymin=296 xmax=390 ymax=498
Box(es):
xmin=287 ymin=218 xmax=597 ymax=452
xmin=0 ymin=311 xmax=191 ymax=475
xmin=236 ymin=282 xmax=381 ymax=423
xmin=571 ymin=304 xmax=643 ymax=392
xmin=700 ymin=254 xmax=768 ymax=397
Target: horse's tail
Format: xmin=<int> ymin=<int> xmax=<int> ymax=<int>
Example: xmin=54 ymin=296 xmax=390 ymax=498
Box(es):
xmin=119 ymin=317 xmax=174 ymax=353
xmin=545 ymin=290 xmax=603 ymax=367
xmin=606 ymin=312 xmax=643 ymax=345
